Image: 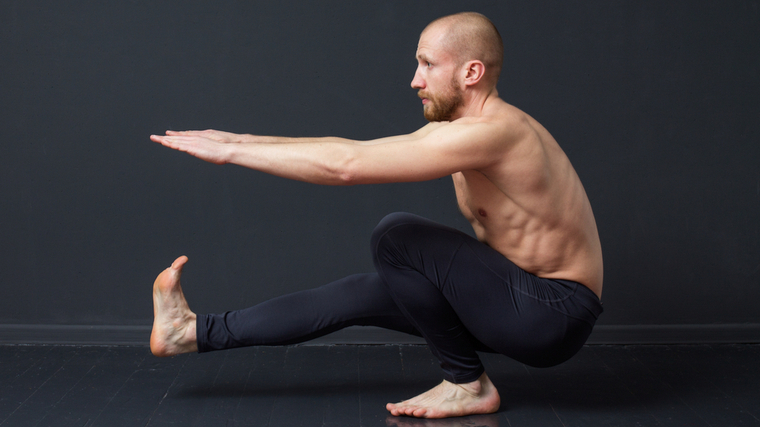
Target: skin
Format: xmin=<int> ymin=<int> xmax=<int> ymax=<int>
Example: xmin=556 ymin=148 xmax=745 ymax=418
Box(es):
xmin=150 ymin=13 xmax=603 ymax=419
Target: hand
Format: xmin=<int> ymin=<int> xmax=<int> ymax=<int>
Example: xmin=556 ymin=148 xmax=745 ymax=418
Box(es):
xmin=165 ymin=129 xmax=244 ymax=144
xmin=150 ymin=130 xmax=236 ymax=165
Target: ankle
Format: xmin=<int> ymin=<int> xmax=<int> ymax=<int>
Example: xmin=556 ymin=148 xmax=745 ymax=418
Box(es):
xmin=184 ymin=314 xmax=197 ymax=344
xmin=463 ymin=373 xmax=493 ymax=395
xmin=465 ymin=382 xmax=483 ymax=397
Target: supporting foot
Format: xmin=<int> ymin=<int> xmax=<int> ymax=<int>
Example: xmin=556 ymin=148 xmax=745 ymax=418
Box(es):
xmin=386 ymin=373 xmax=500 ymax=419
xmin=150 ymin=256 xmax=198 ymax=356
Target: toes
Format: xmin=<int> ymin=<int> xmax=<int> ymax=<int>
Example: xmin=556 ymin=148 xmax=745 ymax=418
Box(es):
xmin=402 ymin=406 xmax=419 ymax=417
xmin=411 ymin=407 xmax=428 ymax=418
xmin=386 ymin=404 xmax=405 ymax=417
xmin=172 ymin=255 xmax=188 ymax=270
xmin=387 ymin=401 xmax=434 ymax=419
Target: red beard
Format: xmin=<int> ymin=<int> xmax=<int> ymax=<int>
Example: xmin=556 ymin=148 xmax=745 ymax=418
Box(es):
xmin=419 ymin=79 xmax=464 ymax=122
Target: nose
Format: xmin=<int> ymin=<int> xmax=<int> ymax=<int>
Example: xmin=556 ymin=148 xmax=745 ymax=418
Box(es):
xmin=411 ymin=67 xmax=425 ymax=89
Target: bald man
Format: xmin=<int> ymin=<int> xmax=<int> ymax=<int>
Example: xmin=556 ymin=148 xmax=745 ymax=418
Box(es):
xmin=150 ymin=12 xmax=603 ymax=419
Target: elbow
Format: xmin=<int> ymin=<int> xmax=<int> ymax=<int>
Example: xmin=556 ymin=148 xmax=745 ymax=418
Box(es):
xmin=336 ymin=172 xmax=357 ymax=185
xmin=327 ymin=146 xmax=362 ymax=185
xmin=334 ymin=160 xmax=361 ymax=185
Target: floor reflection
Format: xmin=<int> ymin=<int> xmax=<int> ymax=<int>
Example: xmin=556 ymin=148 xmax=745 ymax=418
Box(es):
xmin=385 ymin=413 xmax=500 ymax=427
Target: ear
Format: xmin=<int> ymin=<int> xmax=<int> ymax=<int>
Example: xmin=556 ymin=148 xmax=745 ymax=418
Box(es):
xmin=462 ymin=60 xmax=486 ymax=87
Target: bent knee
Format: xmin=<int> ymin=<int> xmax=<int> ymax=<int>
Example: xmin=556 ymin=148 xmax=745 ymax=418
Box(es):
xmin=370 ymin=212 xmax=419 ymax=250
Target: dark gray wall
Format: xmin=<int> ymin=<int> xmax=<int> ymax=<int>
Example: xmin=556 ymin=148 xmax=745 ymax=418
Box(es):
xmin=1 ymin=1 xmax=758 ymax=331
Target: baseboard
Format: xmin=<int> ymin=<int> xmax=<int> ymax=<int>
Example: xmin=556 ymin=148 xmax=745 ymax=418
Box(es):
xmin=1 ymin=324 xmax=759 ymax=346
xmin=0 ymin=324 xmax=152 ymax=346
xmin=586 ymin=324 xmax=760 ymax=344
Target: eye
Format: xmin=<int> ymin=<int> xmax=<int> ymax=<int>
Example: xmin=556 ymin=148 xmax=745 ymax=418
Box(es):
xmin=426 ymin=62 xmax=432 ymax=69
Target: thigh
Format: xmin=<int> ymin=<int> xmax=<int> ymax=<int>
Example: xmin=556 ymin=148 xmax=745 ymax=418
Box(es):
xmin=444 ymin=240 xmax=593 ymax=366
xmin=372 ymin=212 xmax=589 ymax=365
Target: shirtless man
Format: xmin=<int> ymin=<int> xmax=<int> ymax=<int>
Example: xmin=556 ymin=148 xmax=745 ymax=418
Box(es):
xmin=149 ymin=12 xmax=603 ymax=419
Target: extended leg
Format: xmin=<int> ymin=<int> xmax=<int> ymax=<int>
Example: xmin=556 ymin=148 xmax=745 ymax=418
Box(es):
xmin=162 ymin=271 xmax=420 ymax=352
xmin=151 ymin=258 xmax=418 ymax=355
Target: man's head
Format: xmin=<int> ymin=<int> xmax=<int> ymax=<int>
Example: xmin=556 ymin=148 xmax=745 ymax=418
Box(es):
xmin=411 ymin=12 xmax=504 ymax=122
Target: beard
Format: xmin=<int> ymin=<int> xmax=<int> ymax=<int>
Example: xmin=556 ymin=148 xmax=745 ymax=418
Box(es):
xmin=420 ymin=78 xmax=464 ymax=122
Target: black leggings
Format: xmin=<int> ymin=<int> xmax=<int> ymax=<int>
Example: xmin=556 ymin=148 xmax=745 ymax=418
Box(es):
xmin=197 ymin=212 xmax=603 ymax=383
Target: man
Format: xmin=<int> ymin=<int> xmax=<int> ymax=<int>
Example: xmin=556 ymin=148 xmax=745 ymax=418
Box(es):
xmin=150 ymin=12 xmax=603 ymax=419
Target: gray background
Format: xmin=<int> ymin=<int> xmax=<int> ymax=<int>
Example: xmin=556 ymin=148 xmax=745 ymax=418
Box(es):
xmin=1 ymin=1 xmax=758 ymax=340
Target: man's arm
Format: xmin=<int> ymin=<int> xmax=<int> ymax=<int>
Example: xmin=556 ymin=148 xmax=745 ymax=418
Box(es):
xmin=160 ymin=122 xmax=448 ymax=146
xmin=150 ymin=121 xmax=513 ymax=185
xmin=162 ymin=129 xmax=357 ymax=146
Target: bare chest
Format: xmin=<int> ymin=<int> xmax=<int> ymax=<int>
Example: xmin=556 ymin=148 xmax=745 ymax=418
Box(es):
xmin=452 ymin=171 xmax=510 ymax=230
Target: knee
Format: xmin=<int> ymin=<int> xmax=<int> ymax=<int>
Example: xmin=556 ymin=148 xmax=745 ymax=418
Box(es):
xmin=370 ymin=213 xmax=414 ymax=250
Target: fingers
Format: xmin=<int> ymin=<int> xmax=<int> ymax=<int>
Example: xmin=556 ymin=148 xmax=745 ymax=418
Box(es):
xmin=151 ymin=134 xmax=194 ymax=147
xmin=166 ymin=130 xmax=199 ymax=135
xmin=164 ymin=129 xmax=233 ymax=145
xmin=150 ymin=134 xmax=178 ymax=149
xmin=166 ymin=129 xmax=217 ymax=136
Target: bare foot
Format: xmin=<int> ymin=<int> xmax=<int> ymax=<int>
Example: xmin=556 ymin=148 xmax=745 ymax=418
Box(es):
xmin=150 ymin=256 xmax=198 ymax=356
xmin=386 ymin=373 xmax=500 ymax=419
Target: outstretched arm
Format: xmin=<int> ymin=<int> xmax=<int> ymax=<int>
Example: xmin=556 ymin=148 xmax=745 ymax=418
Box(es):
xmin=150 ymin=120 xmax=514 ymax=185
xmin=158 ymin=129 xmax=357 ymax=146
xmin=155 ymin=122 xmax=448 ymax=147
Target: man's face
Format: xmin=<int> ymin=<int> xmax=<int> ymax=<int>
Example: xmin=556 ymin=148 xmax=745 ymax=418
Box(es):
xmin=411 ymin=27 xmax=464 ymax=122
xmin=419 ymin=75 xmax=464 ymax=122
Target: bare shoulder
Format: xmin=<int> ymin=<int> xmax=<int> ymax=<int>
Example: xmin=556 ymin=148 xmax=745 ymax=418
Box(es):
xmin=403 ymin=99 xmax=543 ymax=171
xmin=412 ymin=121 xmax=450 ymax=137
xmin=487 ymin=100 xmax=540 ymax=138
xmin=451 ymin=99 xmax=536 ymax=145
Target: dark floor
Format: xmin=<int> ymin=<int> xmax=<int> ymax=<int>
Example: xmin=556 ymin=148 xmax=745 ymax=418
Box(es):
xmin=0 ymin=344 xmax=758 ymax=427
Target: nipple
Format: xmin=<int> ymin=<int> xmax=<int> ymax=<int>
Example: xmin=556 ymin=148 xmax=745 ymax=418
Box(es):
xmin=478 ymin=208 xmax=487 ymax=217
